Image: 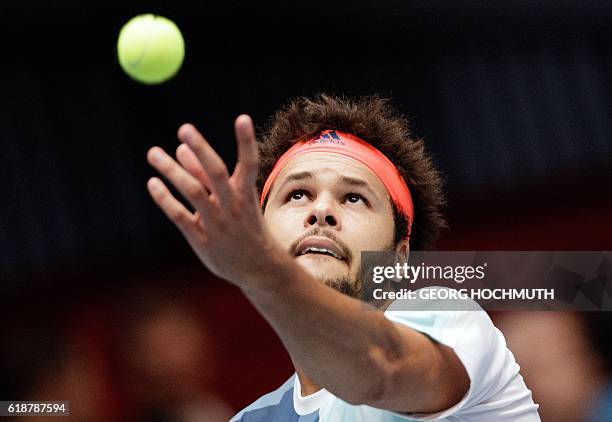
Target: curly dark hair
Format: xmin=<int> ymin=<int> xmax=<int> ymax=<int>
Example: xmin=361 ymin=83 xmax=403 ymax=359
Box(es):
xmin=256 ymin=94 xmax=447 ymax=250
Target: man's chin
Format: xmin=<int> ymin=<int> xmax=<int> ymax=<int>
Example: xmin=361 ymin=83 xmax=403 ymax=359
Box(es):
xmin=293 ymin=257 xmax=358 ymax=297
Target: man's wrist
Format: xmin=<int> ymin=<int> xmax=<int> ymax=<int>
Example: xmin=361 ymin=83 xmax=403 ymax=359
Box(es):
xmin=240 ymin=241 xmax=294 ymax=294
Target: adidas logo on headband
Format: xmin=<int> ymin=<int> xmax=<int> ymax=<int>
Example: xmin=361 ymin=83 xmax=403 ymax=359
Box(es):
xmin=307 ymin=130 xmax=346 ymax=145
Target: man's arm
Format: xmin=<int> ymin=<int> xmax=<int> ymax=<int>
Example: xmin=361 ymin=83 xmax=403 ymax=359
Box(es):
xmin=146 ymin=117 xmax=469 ymax=414
xmin=244 ymin=247 xmax=469 ymax=413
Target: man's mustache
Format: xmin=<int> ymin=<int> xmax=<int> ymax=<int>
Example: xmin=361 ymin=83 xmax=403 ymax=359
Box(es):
xmin=289 ymin=228 xmax=353 ymax=263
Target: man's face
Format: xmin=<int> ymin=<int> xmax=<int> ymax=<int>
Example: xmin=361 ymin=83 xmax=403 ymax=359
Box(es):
xmin=263 ymin=152 xmax=398 ymax=295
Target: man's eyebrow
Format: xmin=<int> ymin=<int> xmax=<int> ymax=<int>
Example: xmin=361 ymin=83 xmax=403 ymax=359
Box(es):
xmin=340 ymin=176 xmax=381 ymax=201
xmin=274 ymin=171 xmax=314 ymax=193
xmin=283 ymin=171 xmax=314 ymax=183
xmin=340 ymin=176 xmax=368 ymax=187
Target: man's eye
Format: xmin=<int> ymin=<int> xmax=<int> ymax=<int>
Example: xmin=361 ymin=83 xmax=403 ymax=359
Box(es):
xmin=288 ymin=190 xmax=308 ymax=201
xmin=345 ymin=193 xmax=367 ymax=204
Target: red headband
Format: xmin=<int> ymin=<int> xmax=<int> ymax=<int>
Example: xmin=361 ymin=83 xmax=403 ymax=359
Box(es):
xmin=260 ymin=130 xmax=413 ymax=238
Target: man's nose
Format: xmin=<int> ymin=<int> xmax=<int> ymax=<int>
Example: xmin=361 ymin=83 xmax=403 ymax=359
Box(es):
xmin=304 ymin=196 xmax=341 ymax=229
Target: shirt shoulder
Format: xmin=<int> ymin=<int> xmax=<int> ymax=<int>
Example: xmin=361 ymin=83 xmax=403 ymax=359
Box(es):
xmin=384 ymin=298 xmax=540 ymax=421
xmin=230 ymin=375 xmax=302 ymax=422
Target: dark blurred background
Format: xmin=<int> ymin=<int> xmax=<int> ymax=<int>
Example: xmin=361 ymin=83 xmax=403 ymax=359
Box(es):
xmin=0 ymin=1 xmax=611 ymax=421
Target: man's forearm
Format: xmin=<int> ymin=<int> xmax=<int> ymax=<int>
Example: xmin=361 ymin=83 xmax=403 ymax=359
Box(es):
xmin=241 ymin=249 xmax=415 ymax=404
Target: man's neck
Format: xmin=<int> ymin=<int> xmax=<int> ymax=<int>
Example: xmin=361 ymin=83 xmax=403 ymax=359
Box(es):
xmin=296 ymin=368 xmax=322 ymax=397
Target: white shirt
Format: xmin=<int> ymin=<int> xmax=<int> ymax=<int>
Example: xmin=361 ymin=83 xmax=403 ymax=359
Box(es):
xmin=232 ymin=297 xmax=540 ymax=421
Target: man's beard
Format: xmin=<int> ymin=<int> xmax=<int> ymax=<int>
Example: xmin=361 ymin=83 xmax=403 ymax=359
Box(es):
xmin=323 ymin=242 xmax=399 ymax=309
xmin=323 ymin=274 xmax=394 ymax=310
xmin=323 ymin=276 xmax=362 ymax=299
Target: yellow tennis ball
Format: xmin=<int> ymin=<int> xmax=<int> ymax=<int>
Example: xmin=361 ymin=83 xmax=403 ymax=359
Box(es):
xmin=117 ymin=14 xmax=185 ymax=85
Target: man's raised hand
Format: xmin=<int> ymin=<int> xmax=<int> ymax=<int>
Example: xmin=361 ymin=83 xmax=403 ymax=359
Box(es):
xmin=146 ymin=115 xmax=279 ymax=286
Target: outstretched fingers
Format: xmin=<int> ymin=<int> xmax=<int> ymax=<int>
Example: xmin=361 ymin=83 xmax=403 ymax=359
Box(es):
xmin=177 ymin=123 xmax=232 ymax=206
xmin=146 ymin=177 xmax=204 ymax=243
xmin=147 ymin=146 xmax=215 ymax=221
xmin=176 ymin=143 xmax=212 ymax=194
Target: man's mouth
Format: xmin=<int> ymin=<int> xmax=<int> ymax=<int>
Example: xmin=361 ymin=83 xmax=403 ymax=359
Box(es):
xmin=294 ymin=237 xmax=348 ymax=262
xmin=297 ymin=246 xmax=345 ymax=261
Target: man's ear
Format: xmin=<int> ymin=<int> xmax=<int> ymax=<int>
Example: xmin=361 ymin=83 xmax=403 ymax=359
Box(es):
xmin=394 ymin=239 xmax=410 ymax=265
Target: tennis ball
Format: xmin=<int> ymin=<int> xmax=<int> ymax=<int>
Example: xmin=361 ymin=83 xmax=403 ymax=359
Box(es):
xmin=117 ymin=14 xmax=185 ymax=85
